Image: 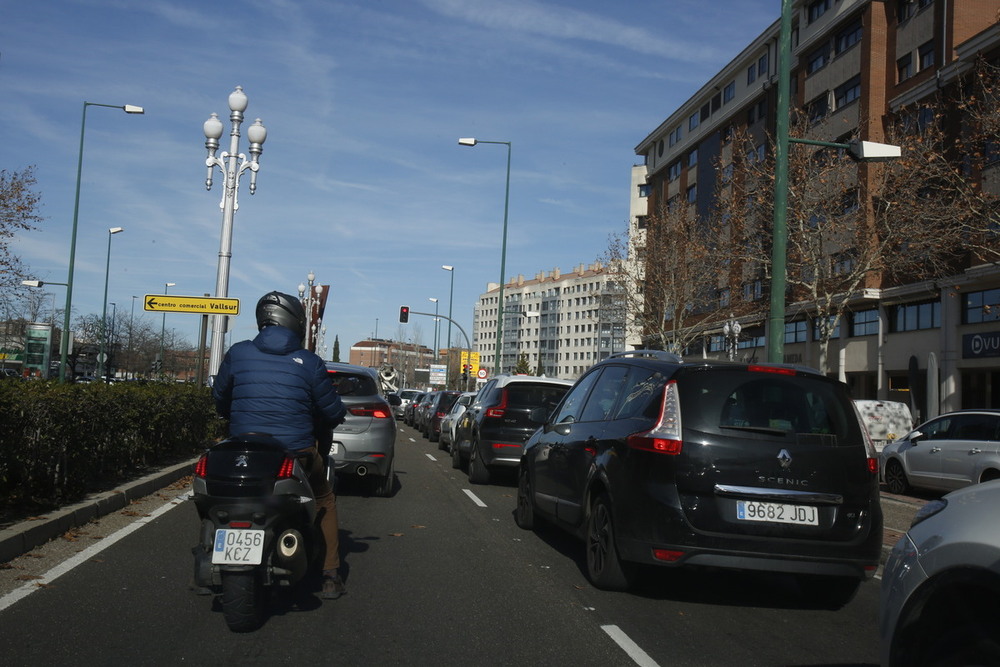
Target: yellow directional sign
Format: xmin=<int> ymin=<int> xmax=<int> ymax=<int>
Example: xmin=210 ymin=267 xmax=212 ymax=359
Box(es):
xmin=143 ymin=294 xmax=240 ymax=315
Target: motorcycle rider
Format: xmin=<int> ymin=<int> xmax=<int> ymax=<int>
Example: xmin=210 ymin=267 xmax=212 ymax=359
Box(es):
xmin=212 ymin=291 xmax=347 ymax=599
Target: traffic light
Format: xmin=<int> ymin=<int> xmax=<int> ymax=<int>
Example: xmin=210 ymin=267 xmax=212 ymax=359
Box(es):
xmin=399 ymin=305 xmax=410 ymax=323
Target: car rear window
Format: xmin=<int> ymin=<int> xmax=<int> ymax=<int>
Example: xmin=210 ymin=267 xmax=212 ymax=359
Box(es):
xmin=438 ymin=392 xmax=460 ymax=411
xmin=678 ymin=368 xmax=862 ymax=445
xmin=328 ymin=371 xmax=379 ymax=396
xmin=505 ymin=383 xmax=569 ymax=411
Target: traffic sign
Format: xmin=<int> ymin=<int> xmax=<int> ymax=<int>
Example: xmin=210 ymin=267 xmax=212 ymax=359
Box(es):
xmin=477 ymin=369 xmax=488 ymax=379
xmin=144 ymin=294 xmax=240 ymax=315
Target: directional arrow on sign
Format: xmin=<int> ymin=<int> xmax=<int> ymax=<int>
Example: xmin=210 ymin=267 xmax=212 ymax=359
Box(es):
xmin=143 ymin=294 xmax=240 ymax=315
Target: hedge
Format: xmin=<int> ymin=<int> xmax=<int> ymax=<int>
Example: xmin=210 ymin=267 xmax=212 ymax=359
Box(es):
xmin=0 ymin=381 xmax=225 ymax=519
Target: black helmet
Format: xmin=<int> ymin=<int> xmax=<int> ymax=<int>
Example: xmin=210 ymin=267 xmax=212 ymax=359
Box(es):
xmin=255 ymin=291 xmax=306 ymax=339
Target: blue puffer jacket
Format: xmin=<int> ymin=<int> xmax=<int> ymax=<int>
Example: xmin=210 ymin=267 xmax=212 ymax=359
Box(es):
xmin=212 ymin=325 xmax=346 ymax=451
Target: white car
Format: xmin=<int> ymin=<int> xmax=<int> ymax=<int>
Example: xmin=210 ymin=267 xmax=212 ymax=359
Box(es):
xmin=880 ymin=479 xmax=1000 ymax=665
xmin=438 ymin=392 xmax=476 ymax=451
xmin=880 ymin=409 xmax=1000 ymax=495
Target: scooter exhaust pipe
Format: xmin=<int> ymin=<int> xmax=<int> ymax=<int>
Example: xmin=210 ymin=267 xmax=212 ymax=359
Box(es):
xmin=356 ymin=465 xmax=368 ymax=477
xmin=276 ymin=529 xmax=307 ymax=582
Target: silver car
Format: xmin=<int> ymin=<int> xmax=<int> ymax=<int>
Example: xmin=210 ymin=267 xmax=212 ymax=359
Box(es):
xmin=880 ymin=409 xmax=1000 ymax=495
xmin=324 ymin=362 xmax=400 ymax=497
xmin=393 ymin=388 xmax=422 ymax=420
xmin=879 ymin=479 xmax=1000 ymax=666
xmin=438 ymin=391 xmax=476 ymax=451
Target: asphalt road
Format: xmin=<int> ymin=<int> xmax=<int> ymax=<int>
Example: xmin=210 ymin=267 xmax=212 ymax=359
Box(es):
xmin=0 ymin=423 xmax=923 ymax=666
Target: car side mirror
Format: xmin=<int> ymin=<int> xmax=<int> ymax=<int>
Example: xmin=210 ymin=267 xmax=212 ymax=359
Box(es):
xmin=387 ymin=394 xmax=402 ymax=406
xmin=909 ymin=430 xmax=924 ymax=444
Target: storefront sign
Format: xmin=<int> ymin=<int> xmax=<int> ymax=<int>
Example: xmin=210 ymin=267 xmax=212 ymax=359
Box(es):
xmin=963 ymin=331 xmax=1000 ymax=358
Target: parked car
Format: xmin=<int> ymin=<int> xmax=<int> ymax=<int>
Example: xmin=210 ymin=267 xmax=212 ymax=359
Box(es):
xmin=412 ymin=392 xmax=437 ymax=434
xmin=439 ymin=391 xmax=477 ymax=451
xmin=879 ymin=479 xmax=1000 ymax=666
xmin=452 ymin=374 xmax=573 ymax=484
xmin=404 ymin=392 xmax=425 ymax=427
xmin=880 ymin=409 xmax=1000 ymax=495
xmin=423 ymin=390 xmax=462 ymax=442
xmin=516 ymin=351 xmax=883 ymax=605
xmin=324 ymin=361 xmax=400 ymax=497
xmin=853 ymin=399 xmax=913 ymax=452
xmin=393 ymin=388 xmax=422 ymax=420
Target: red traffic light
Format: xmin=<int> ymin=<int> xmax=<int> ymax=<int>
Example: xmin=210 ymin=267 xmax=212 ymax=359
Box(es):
xmin=399 ymin=305 xmax=410 ymax=323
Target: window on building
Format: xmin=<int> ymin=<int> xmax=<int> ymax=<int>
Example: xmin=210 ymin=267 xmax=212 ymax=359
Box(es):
xmin=808 ymin=0 xmax=832 ymax=23
xmin=722 ymin=162 xmax=734 ymax=182
xmin=638 ymin=183 xmax=651 ymax=197
xmin=688 ymin=147 xmax=698 ymax=167
xmin=701 ymin=102 xmax=711 ymax=122
xmin=742 ymin=280 xmax=763 ymax=301
xmin=708 ymin=335 xmax=725 ymax=353
xmin=635 ymin=215 xmax=647 ymax=229
xmin=918 ymin=41 xmax=935 ymax=71
xmin=833 ymin=74 xmax=861 ymax=109
xmin=689 ymin=112 xmax=699 ymax=131
xmin=758 ymin=52 xmax=769 ymax=76
xmin=890 ymin=300 xmax=941 ymax=332
xmin=711 ymin=93 xmax=721 ymax=113
xmin=897 ymin=53 xmax=913 ymax=83
xmin=723 ymin=81 xmax=736 ymax=104
xmin=832 ymin=250 xmax=855 ymax=276
xmin=813 ymin=316 xmax=841 ymax=340
xmin=841 ymin=188 xmax=860 ymax=215
xmin=668 ymin=126 xmax=682 ymax=146
xmin=668 ymin=161 xmax=682 ymax=181
xmin=898 ymin=0 xmax=915 ymax=22
xmin=718 ymin=288 xmax=730 ymax=308
xmin=737 ymin=326 xmax=766 ymax=349
xmin=851 ymin=308 xmax=879 ymax=336
xmin=785 ymin=320 xmax=808 ymax=344
xmin=807 ymin=93 xmax=829 ymax=123
xmin=747 ymin=64 xmax=757 ymax=85
xmin=722 ymin=125 xmax=733 ymax=144
xmin=686 ymin=184 xmax=697 ymax=202
xmin=807 ymin=43 xmax=830 ymax=74
xmin=836 ymin=19 xmax=863 ymax=54
xmin=963 ymin=288 xmax=1000 ymax=324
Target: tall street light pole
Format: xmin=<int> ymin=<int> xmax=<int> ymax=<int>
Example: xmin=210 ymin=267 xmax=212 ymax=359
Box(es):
xmin=107 ymin=302 xmax=117 ymax=382
xmin=442 ymin=265 xmax=454 ymax=384
xmin=459 ymin=138 xmax=511 ymax=376
xmin=160 ymin=281 xmax=175 ymax=373
xmin=97 ymin=226 xmax=124 ymax=380
xmin=204 ymin=86 xmax=267 ymax=379
xmin=60 ymin=101 xmax=144 ymax=383
xmin=429 ymin=298 xmax=439 ymax=361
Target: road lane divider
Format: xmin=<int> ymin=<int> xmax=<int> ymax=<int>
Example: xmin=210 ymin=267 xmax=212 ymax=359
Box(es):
xmin=462 ymin=489 xmax=487 ymax=508
xmin=601 ymin=624 xmax=660 ymax=667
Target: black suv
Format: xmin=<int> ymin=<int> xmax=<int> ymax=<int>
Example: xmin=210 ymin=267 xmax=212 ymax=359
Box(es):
xmin=452 ymin=374 xmax=573 ymax=484
xmin=516 ymin=351 xmax=883 ymax=607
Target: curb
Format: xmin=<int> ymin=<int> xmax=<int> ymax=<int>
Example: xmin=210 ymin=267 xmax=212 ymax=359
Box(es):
xmin=0 ymin=457 xmax=198 ymax=564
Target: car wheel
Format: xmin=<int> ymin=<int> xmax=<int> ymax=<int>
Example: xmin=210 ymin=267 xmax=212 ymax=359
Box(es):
xmin=884 ymin=459 xmax=911 ymax=495
xmin=467 ymin=440 xmax=490 ymax=485
xmin=372 ymin=457 xmax=394 ymax=498
xmin=451 ymin=439 xmax=464 ymax=470
xmin=586 ymin=493 xmax=634 ymax=591
xmin=795 ymin=574 xmax=861 ymax=610
xmin=515 ymin=467 xmax=536 ymax=530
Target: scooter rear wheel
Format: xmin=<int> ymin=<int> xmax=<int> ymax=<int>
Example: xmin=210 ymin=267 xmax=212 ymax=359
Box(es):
xmin=221 ymin=571 xmax=266 ymax=632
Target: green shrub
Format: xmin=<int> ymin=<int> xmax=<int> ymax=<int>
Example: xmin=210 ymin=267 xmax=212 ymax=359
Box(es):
xmin=0 ymin=381 xmax=225 ymax=518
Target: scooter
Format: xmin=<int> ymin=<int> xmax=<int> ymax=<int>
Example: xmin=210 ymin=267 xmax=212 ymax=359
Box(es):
xmin=191 ymin=433 xmax=320 ymax=632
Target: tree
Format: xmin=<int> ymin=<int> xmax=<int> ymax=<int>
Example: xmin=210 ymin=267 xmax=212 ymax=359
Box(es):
xmin=0 ymin=167 xmax=44 ymax=295
xmin=513 ymin=353 xmax=532 ymax=375
xmin=332 ymin=335 xmax=341 ymax=362
xmin=602 ymin=196 xmax=726 ymax=354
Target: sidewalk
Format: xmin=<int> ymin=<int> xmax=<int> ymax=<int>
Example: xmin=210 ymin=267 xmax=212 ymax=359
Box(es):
xmin=0 ymin=457 xmax=198 ymax=564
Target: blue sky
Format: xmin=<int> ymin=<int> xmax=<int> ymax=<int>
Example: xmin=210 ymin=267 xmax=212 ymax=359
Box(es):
xmin=2 ymin=0 xmax=776 ymax=358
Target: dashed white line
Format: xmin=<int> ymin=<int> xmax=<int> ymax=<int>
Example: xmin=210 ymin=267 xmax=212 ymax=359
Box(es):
xmin=462 ymin=489 xmax=488 ymax=507
xmin=602 ymin=624 xmax=660 ymax=667
xmin=425 ymin=454 xmax=437 ymax=461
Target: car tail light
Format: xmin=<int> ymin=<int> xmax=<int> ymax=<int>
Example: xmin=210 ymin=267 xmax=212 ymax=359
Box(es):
xmin=229 ymin=521 xmax=253 ymax=528
xmin=194 ymin=454 xmax=208 ymax=478
xmin=486 ymin=390 xmax=508 ymax=418
xmin=349 ymin=405 xmax=392 ymax=418
xmin=491 ymin=443 xmax=521 ymax=450
xmin=867 ymin=457 xmax=879 ymax=476
xmin=436 ymin=411 xmax=447 ymax=419
xmin=652 ymin=548 xmax=684 ymax=562
xmin=747 ymin=364 xmax=796 ymax=376
xmin=277 ymin=456 xmax=296 ymax=479
xmin=627 ymin=380 xmax=682 ymax=455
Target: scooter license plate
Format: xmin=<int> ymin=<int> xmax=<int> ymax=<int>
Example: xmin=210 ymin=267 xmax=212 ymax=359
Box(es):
xmin=211 ymin=529 xmax=265 ymax=565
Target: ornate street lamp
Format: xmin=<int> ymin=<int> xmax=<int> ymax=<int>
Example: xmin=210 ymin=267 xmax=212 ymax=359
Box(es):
xmin=459 ymin=137 xmax=511 ymax=375
xmin=60 ymin=101 xmax=143 ymax=382
xmin=204 ymin=86 xmax=267 ymax=378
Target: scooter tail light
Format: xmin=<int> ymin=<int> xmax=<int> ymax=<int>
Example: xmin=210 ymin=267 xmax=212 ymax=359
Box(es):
xmin=194 ymin=454 xmax=208 ymax=478
xmin=276 ymin=456 xmax=296 ymax=479
xmin=627 ymin=380 xmax=683 ymax=456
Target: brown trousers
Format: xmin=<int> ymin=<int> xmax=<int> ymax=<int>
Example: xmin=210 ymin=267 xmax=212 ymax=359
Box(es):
xmin=300 ymin=446 xmax=340 ymax=572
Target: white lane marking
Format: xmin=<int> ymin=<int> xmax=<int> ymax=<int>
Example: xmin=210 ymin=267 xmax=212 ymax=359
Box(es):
xmin=602 ymin=624 xmax=660 ymax=667
xmin=462 ymin=489 xmax=487 ymax=507
xmin=425 ymin=454 xmax=437 ymax=461
xmin=0 ymin=492 xmax=191 ymax=613
xmin=409 ymin=438 xmax=417 ymax=443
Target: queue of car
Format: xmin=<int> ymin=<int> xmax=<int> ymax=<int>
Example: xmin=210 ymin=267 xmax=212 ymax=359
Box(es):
xmin=389 ymin=356 xmax=999 ymax=665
